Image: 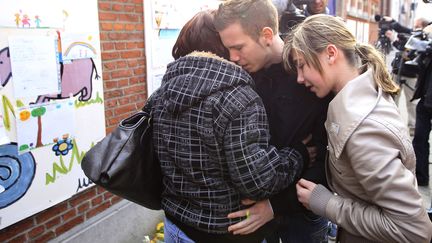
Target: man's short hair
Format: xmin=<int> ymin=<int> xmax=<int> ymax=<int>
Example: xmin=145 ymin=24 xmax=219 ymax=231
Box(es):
xmin=415 ymin=17 xmax=431 ymax=30
xmin=214 ymin=0 xmax=279 ymax=41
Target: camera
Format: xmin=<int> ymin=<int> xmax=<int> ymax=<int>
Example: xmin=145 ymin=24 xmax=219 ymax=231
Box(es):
xmin=278 ymin=0 xmax=314 ymax=38
xmin=374 ymin=15 xmax=393 ymax=33
xmin=374 ymin=15 xmax=393 ymax=54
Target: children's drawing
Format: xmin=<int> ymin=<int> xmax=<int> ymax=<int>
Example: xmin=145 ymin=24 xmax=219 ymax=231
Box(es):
xmin=0 ymin=47 xmax=12 ymax=87
xmin=0 ymin=1 xmax=63 ymax=28
xmin=52 ymin=135 xmax=73 ymax=156
xmin=62 ymin=33 xmax=98 ymax=61
xmin=8 ymin=35 xmax=61 ymax=98
xmin=0 ymin=47 xmax=99 ymax=103
xmin=33 ymin=58 xmax=99 ymax=104
xmin=16 ymin=99 xmax=75 ymax=153
xmin=0 ymin=143 xmax=36 ymax=209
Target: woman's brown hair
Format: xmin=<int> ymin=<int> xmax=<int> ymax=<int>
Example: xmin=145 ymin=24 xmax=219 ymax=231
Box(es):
xmin=172 ymin=10 xmax=229 ymax=60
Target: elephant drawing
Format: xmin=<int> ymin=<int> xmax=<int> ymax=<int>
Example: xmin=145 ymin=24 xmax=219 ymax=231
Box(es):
xmin=0 ymin=47 xmax=99 ymax=104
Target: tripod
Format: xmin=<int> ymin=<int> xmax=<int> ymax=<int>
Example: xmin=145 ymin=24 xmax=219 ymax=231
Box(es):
xmin=375 ymin=32 xmax=392 ymax=57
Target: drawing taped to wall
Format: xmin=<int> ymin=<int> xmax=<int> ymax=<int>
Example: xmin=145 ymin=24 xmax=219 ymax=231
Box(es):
xmin=0 ymin=0 xmax=64 ymax=28
xmin=16 ymin=98 xmax=75 ymax=154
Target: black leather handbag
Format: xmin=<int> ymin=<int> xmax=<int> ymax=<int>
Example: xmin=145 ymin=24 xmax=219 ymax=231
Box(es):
xmin=81 ymin=100 xmax=162 ymax=210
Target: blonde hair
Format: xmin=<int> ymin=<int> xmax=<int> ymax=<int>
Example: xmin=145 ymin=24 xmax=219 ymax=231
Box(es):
xmin=283 ymin=14 xmax=399 ymax=95
xmin=214 ymin=0 xmax=278 ymax=41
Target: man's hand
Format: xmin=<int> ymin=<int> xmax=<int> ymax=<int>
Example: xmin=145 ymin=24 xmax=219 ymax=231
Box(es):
xmin=296 ymin=179 xmax=317 ymax=210
xmin=227 ymin=199 xmax=274 ymax=235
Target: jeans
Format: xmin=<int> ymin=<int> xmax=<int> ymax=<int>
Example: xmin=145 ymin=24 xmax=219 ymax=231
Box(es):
xmin=413 ymin=99 xmax=432 ymax=185
xmin=265 ymin=211 xmax=329 ymax=243
xmin=164 ymin=217 xmax=195 ymax=243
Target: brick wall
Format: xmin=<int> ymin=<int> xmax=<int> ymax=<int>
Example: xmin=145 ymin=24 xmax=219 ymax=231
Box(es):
xmin=0 ymin=0 xmax=148 ymax=242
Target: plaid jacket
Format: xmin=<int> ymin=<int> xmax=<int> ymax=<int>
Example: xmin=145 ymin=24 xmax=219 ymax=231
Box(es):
xmin=152 ymin=52 xmax=303 ymax=234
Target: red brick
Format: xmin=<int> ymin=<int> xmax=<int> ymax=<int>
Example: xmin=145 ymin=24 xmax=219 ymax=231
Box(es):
xmin=114 ymin=43 xmax=126 ymax=50
xmin=111 ymin=69 xmax=132 ymax=79
xmin=121 ymin=50 xmax=141 ymax=59
xmin=126 ymin=42 xmax=137 ymax=49
xmin=133 ymin=68 xmax=144 ymax=75
xmin=112 ymin=4 xmax=124 ymax=11
xmin=91 ymin=195 xmax=103 ymax=207
xmin=35 ymin=202 xmax=68 ymax=224
xmin=107 ymin=32 xmax=130 ymax=41
xmin=28 ymin=225 xmax=45 ymax=238
xmin=0 ymin=216 xmax=34 ymax=242
xmin=125 ymin=24 xmax=135 ymax=31
xmin=118 ymin=97 xmax=130 ymax=105
xmin=113 ymin=23 xmax=124 ymax=31
xmin=104 ymin=90 xmax=123 ymax=99
xmin=101 ymin=52 xmax=120 ymax=61
xmin=100 ymin=23 xmax=113 ymax=31
xmin=77 ymin=201 xmax=91 ymax=214
xmin=124 ymin=85 xmax=145 ymax=95
xmin=103 ymin=191 xmax=115 ymax=200
xmin=127 ymin=60 xmax=138 ymax=68
xmin=9 ymin=234 xmax=27 ymax=243
xmin=102 ymin=72 xmax=110 ymax=80
xmin=107 ymin=116 xmax=121 ymax=126
xmin=116 ymin=61 xmax=127 ymax=68
xmin=104 ymin=81 xmax=118 ymax=89
xmin=34 ymin=231 xmax=55 ymax=243
xmin=62 ymin=208 xmax=77 ymax=222
xmin=118 ymin=79 xmax=129 ymax=86
xmin=103 ymin=61 xmax=116 ymax=70
xmin=69 ymin=188 xmax=97 ymax=207
xmin=124 ymin=5 xmax=136 ymax=12
xmin=114 ymin=104 xmax=136 ymax=116
xmin=129 ymin=77 xmax=141 ymax=85
xmin=45 ymin=217 xmax=61 ymax=229
xmin=55 ymin=216 xmax=84 ymax=236
xmin=118 ymin=14 xmax=139 ymax=22
xmin=86 ymin=202 xmax=112 ymax=219
xmin=99 ymin=13 xmax=117 ymax=21
xmin=98 ymin=2 xmax=111 ymax=11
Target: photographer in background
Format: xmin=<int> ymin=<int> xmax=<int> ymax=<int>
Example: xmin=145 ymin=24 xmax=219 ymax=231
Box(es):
xmin=388 ymin=17 xmax=430 ymax=136
xmin=411 ymin=24 xmax=432 ymax=187
xmin=304 ymin=0 xmax=329 ymax=16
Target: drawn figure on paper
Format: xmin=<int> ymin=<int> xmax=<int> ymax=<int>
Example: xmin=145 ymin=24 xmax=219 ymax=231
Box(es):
xmin=34 ymin=15 xmax=42 ymax=28
xmin=14 ymin=13 xmax=21 ymax=28
xmin=52 ymin=134 xmax=73 ymax=156
xmin=0 ymin=47 xmax=12 ymax=87
xmin=0 ymin=47 xmax=99 ymax=103
xmin=22 ymin=14 xmax=31 ymax=28
xmin=0 ymin=143 xmax=36 ymax=209
xmin=34 ymin=58 xmax=100 ymax=104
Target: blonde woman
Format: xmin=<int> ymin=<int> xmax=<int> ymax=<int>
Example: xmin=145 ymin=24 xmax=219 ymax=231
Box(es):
xmin=283 ymin=14 xmax=432 ymax=242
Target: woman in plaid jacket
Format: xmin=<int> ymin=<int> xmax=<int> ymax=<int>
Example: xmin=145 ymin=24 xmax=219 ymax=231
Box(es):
xmin=151 ymin=10 xmax=309 ymax=243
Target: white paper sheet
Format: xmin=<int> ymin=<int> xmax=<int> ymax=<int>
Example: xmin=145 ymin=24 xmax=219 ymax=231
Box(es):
xmin=8 ymin=35 xmax=61 ymax=98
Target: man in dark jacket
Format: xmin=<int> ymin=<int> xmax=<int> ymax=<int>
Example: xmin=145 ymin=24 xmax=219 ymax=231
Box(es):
xmin=215 ymin=0 xmax=331 ymax=242
xmin=411 ymin=41 xmax=432 ymax=186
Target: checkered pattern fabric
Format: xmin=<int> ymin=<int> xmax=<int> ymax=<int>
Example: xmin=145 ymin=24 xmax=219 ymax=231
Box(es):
xmin=152 ymin=53 xmax=303 ymax=234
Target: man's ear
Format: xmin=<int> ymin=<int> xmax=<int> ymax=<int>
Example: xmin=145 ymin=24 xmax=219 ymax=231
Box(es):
xmin=261 ymin=27 xmax=274 ymax=45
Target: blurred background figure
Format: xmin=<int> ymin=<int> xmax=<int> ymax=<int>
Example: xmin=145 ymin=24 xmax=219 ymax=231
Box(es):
xmin=388 ymin=17 xmax=430 ymax=136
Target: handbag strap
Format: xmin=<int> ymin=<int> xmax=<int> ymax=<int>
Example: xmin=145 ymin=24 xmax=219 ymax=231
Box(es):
xmin=142 ymin=91 xmax=157 ymax=113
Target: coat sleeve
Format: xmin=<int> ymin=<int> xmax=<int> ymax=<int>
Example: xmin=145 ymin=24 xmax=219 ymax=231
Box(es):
xmin=223 ymin=98 xmax=304 ymax=201
xmin=309 ymin=117 xmax=432 ymax=243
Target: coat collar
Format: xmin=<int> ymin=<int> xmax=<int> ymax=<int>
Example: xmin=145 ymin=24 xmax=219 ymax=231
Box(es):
xmin=325 ymin=69 xmax=382 ymax=159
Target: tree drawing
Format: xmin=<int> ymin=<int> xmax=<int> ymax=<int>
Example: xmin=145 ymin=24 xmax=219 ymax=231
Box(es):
xmin=31 ymin=107 xmax=47 ymax=147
